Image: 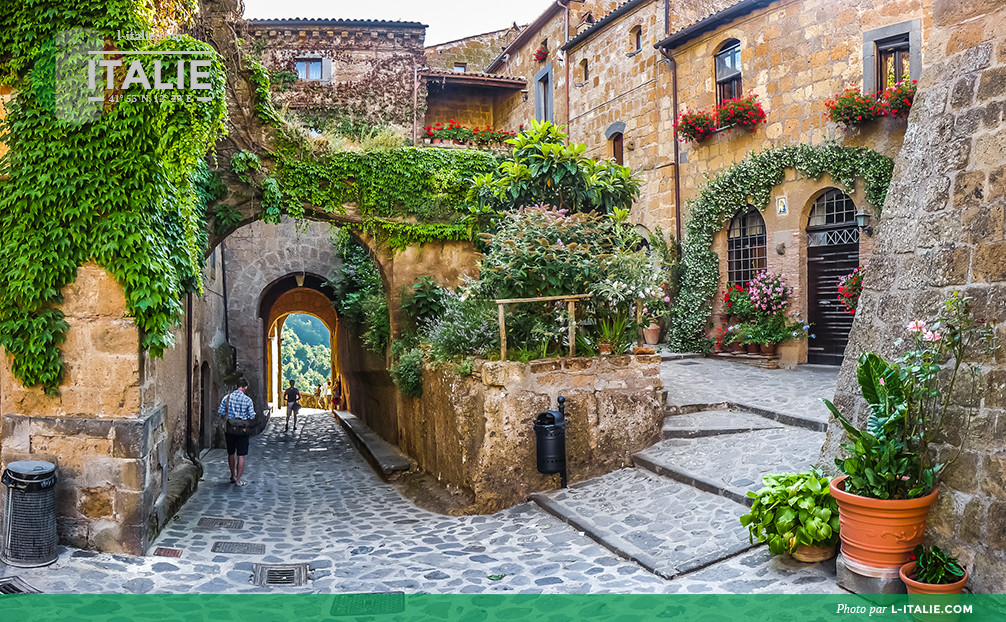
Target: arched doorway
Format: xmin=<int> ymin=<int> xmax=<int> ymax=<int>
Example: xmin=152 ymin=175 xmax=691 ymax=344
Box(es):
xmin=806 ymin=188 xmax=860 ymax=365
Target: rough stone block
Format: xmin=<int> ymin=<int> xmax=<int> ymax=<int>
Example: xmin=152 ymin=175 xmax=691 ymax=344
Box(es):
xmin=978 ymin=66 xmax=1006 ymax=101
xmin=972 ymin=241 xmax=1006 ymax=282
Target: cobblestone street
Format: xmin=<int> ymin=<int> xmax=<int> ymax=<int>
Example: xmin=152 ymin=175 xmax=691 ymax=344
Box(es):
xmin=0 ymin=359 xmax=843 ymax=594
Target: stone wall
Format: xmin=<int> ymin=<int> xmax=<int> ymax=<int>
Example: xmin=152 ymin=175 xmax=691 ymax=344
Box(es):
xmin=398 ymin=355 xmax=665 ymax=513
xmin=425 ymin=27 xmax=518 ymax=72
xmin=820 ymin=0 xmax=1006 ymax=594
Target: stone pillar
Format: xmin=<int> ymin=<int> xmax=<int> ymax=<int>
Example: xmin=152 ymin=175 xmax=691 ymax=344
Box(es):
xmin=820 ymin=0 xmax=1006 ymax=594
xmin=0 ymin=263 xmax=168 ymax=555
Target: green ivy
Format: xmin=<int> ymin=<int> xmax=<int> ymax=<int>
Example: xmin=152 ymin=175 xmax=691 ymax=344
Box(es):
xmin=669 ymin=143 xmax=893 ymax=352
xmin=0 ymin=4 xmax=227 ymax=392
xmin=247 ymin=55 xmax=282 ymax=127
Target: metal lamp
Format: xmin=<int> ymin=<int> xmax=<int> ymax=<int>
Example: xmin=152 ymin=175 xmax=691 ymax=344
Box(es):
xmin=855 ymin=209 xmax=873 ymax=236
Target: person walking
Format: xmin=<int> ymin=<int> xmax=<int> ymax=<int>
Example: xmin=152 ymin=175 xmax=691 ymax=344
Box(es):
xmin=322 ymin=380 xmax=332 ymax=411
xmin=283 ymin=379 xmax=301 ymax=432
xmin=332 ymin=376 xmax=342 ymax=412
xmin=217 ymin=378 xmax=256 ymax=487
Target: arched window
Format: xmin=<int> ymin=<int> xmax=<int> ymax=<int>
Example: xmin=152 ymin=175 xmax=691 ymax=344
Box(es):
xmin=807 ymin=188 xmax=859 ymax=247
xmin=610 ymin=132 xmax=624 ymax=165
xmin=715 ymin=40 xmax=742 ymax=105
xmin=630 ymin=26 xmax=642 ymax=52
xmin=727 ymin=208 xmax=766 ymax=285
xmin=579 ymin=58 xmax=589 ymax=82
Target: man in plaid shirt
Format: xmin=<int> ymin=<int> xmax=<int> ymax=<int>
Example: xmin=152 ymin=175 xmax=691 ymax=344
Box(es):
xmin=217 ymin=378 xmax=256 ymax=486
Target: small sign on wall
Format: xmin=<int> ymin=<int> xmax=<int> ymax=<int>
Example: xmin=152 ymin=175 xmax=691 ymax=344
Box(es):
xmin=777 ymin=196 xmax=788 ymax=215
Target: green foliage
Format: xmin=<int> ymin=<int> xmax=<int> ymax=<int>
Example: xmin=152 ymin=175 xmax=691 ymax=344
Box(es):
xmin=280 ymin=315 xmax=332 ymax=389
xmin=230 ymin=149 xmax=261 ymax=183
xmin=595 ymin=314 xmax=634 ymax=354
xmin=739 ymin=470 xmax=840 ymax=555
xmin=669 ymin=143 xmax=894 ymax=351
xmin=468 ymin=119 xmax=641 ymax=216
xmin=326 ymin=229 xmax=389 ymax=353
xmin=911 ymin=545 xmax=966 ymax=585
xmin=402 ymin=277 xmax=445 ymax=330
xmin=424 ymin=289 xmax=499 ymax=361
xmin=0 ymin=5 xmax=227 ymax=392
xmin=389 ymin=347 xmax=424 ymax=398
xmin=246 ymin=55 xmax=282 ymax=127
xmin=270 ymin=69 xmax=298 ymax=92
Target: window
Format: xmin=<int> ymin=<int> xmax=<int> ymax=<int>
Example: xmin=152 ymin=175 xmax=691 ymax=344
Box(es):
xmin=611 ymin=132 xmax=624 ymax=165
xmin=727 ymin=208 xmax=766 ymax=285
xmin=714 ymin=41 xmax=742 ymax=105
xmin=295 ymin=59 xmax=322 ymax=81
xmin=579 ymin=59 xmax=589 ymax=83
xmin=630 ymin=26 xmax=642 ymax=52
xmin=877 ymin=34 xmax=909 ymax=89
xmin=453 ymin=62 xmax=467 ymax=73
xmin=807 ymin=189 xmax=859 ymax=247
xmin=534 ymin=64 xmax=553 ymax=122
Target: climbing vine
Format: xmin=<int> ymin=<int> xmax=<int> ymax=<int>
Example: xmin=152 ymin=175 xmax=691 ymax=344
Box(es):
xmin=247 ymin=55 xmax=282 ymax=127
xmin=0 ymin=2 xmax=227 ymax=392
xmin=669 ymin=143 xmax=893 ymax=352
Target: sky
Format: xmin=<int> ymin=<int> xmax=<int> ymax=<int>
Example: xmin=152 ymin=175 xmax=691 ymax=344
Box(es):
xmin=242 ymin=0 xmax=550 ymax=46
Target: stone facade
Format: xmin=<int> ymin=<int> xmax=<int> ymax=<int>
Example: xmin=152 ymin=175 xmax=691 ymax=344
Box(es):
xmin=820 ymin=0 xmax=1006 ymax=594
xmin=398 ymin=355 xmax=665 ymax=512
xmin=425 ymin=27 xmax=519 ymax=73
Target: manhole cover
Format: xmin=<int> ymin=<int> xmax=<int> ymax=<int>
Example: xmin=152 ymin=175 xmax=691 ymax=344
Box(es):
xmin=153 ymin=547 xmax=182 ymax=558
xmin=211 ymin=541 xmax=265 ymax=555
xmin=329 ymin=593 xmax=405 ymax=616
xmin=0 ymin=577 xmax=41 ymax=594
xmin=676 ymin=361 xmax=700 ymax=366
xmin=252 ymin=562 xmax=310 ymax=587
xmin=198 ymin=517 xmax=244 ymax=529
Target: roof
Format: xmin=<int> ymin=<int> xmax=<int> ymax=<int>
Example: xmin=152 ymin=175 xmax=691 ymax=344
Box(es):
xmin=422 ymin=69 xmax=526 ymax=89
xmin=654 ymin=0 xmax=772 ymax=51
xmin=485 ymin=2 xmax=566 ymax=73
xmin=247 ymin=18 xmax=427 ymax=29
xmin=560 ymin=0 xmax=650 ymax=52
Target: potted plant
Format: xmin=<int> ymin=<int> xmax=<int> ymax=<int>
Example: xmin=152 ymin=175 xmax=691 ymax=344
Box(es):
xmin=533 ymin=46 xmax=547 ymax=63
xmin=825 ymin=86 xmax=879 ymax=130
xmin=641 ymin=295 xmax=670 ymax=345
xmin=723 ymin=283 xmax=755 ymax=324
xmin=596 ymin=313 xmax=631 ymax=355
xmin=899 ymin=544 xmax=968 ymax=595
xmin=715 ymin=94 xmax=766 ymax=132
xmin=837 ymin=265 xmax=865 ymax=315
xmin=740 ymin=469 xmax=840 ymax=562
xmin=750 ymin=313 xmax=810 ymax=355
xmin=823 ymin=293 xmax=996 ymax=569
xmin=724 ymin=324 xmax=745 ymax=353
xmin=876 ymin=79 xmax=917 ymax=119
xmin=674 ymin=109 xmax=717 ymax=143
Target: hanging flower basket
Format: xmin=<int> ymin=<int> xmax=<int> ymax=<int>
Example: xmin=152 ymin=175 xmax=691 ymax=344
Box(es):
xmin=876 ymin=79 xmax=917 ymax=118
xmin=715 ymin=94 xmax=766 ymax=132
xmin=674 ymin=109 xmax=717 ymax=143
xmin=533 ymin=47 xmax=547 ymax=63
xmin=825 ymin=86 xmax=879 ymax=129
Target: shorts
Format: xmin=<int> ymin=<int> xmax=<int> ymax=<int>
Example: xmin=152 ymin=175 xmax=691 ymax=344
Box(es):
xmin=225 ymin=433 xmax=250 ymax=456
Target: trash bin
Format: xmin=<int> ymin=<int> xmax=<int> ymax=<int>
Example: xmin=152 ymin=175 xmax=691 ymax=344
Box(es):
xmin=534 ymin=396 xmax=567 ymax=487
xmin=1 ymin=460 xmax=58 ymax=567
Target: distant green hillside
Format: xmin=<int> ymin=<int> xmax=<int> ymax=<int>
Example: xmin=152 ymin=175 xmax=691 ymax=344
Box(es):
xmin=281 ymin=313 xmax=332 ymax=390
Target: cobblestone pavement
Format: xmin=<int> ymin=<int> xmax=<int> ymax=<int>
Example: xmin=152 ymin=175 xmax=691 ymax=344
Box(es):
xmin=660 ymin=358 xmax=839 ymax=425
xmin=1 ymin=358 xmax=845 ymax=595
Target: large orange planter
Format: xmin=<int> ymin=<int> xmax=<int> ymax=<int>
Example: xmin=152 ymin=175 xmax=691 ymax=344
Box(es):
xmin=829 ymin=476 xmax=938 ymax=568
xmin=899 ymin=561 xmax=968 ymax=594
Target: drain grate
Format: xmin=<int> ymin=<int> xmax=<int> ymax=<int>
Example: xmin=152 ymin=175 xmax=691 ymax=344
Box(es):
xmin=252 ymin=562 xmax=310 ymax=587
xmin=211 ymin=541 xmax=265 ymax=555
xmin=198 ymin=517 xmax=244 ymax=529
xmin=0 ymin=577 xmax=41 ymax=594
xmin=329 ymin=593 xmax=405 ymax=616
xmin=153 ymin=547 xmax=182 ymax=558
xmin=676 ymin=361 xmax=700 ymax=366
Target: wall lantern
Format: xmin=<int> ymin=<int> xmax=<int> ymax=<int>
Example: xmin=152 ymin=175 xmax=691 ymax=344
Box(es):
xmin=855 ymin=209 xmax=873 ymax=237
xmin=295 ymin=272 xmax=306 ymax=287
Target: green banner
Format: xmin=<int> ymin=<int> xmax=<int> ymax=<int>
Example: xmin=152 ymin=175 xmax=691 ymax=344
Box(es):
xmin=2 ymin=594 xmax=1005 ymax=622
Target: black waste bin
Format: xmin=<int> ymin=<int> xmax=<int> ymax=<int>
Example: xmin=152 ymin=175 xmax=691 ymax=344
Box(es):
xmin=534 ymin=396 xmax=567 ymax=487
xmin=1 ymin=460 xmax=58 ymax=567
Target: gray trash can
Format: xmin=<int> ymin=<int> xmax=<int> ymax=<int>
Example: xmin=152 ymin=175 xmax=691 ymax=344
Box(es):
xmin=1 ymin=460 xmax=58 ymax=567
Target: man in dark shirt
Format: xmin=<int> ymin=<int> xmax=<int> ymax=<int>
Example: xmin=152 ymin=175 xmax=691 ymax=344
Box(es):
xmin=283 ymin=380 xmax=301 ymax=432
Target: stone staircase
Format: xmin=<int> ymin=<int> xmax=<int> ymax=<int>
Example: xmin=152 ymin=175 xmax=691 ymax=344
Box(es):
xmin=530 ymin=404 xmax=827 ymax=580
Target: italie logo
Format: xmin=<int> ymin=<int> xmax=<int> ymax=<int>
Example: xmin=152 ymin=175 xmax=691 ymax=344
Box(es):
xmin=42 ymin=28 xmax=222 ymax=124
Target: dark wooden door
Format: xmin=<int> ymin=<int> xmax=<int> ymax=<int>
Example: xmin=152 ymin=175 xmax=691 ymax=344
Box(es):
xmin=807 ymin=242 xmax=859 ymax=365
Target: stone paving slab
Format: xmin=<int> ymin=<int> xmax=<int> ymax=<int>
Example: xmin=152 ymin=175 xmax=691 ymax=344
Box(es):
xmin=634 ymin=428 xmax=827 ymax=506
xmin=662 ymin=410 xmax=785 ymax=438
xmin=665 ymin=546 xmax=845 ymax=594
xmin=531 ymin=469 xmax=756 ymax=579
xmin=661 ymin=358 xmax=838 ymax=426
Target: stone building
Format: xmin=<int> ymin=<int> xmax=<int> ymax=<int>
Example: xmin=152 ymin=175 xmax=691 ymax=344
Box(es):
xmin=425 ymin=26 xmax=521 ymax=73
xmin=820 ymin=0 xmax=1006 ymax=593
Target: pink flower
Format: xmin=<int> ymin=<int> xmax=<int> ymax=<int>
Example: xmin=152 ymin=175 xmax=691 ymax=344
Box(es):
xmin=923 ymin=330 xmax=942 ymax=342
xmin=907 ymin=320 xmax=926 ymax=333
xmin=879 ymin=377 xmax=885 ymax=386
xmin=664 ymin=296 xmax=671 ymax=303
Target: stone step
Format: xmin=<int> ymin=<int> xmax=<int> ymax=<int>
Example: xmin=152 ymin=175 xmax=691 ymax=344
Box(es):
xmin=634 ymin=427 xmax=827 ymax=506
xmin=530 ymin=468 xmax=756 ymax=579
xmin=661 ymin=409 xmax=785 ymax=439
xmin=334 ymin=411 xmax=413 ymax=478
xmin=664 ymin=401 xmax=827 ymax=433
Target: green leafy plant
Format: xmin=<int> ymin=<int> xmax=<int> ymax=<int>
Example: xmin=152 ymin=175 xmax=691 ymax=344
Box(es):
xmin=669 ymin=143 xmax=893 ymax=352
xmin=910 ymin=545 xmax=966 ymax=585
xmin=723 ymin=284 xmax=755 ymax=321
xmin=424 ymin=288 xmax=499 ymax=361
xmin=389 ymin=347 xmax=424 ymax=398
xmin=247 ymin=55 xmax=282 ymax=126
xmin=327 ymin=229 xmax=390 ymax=354
xmin=595 ymin=313 xmax=634 ymax=354
xmin=740 ymin=470 xmax=840 ymax=555
xmin=402 ymin=276 xmax=445 ymax=330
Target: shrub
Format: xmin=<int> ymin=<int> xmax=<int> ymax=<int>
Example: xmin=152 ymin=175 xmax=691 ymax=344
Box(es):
xmin=674 ymin=109 xmax=717 ymax=142
xmin=424 ymin=289 xmax=499 ymax=360
xmin=723 ymin=283 xmax=755 ymax=321
xmin=740 ymin=470 xmax=840 ymax=555
xmin=402 ymin=276 xmax=445 ymax=329
xmin=825 ymin=86 xmax=879 ymax=129
xmin=327 ymin=229 xmax=390 ymax=353
xmin=389 ymin=347 xmax=424 ymax=398
xmin=715 ymin=94 xmax=766 ymax=131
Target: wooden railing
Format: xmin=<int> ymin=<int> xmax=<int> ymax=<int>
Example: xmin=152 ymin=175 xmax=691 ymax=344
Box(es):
xmin=493 ymin=293 xmax=593 ymax=361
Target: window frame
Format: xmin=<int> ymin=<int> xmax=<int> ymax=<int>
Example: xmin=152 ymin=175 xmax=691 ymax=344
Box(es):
xmin=714 ymin=41 xmax=742 ymax=106
xmin=876 ymin=35 xmax=910 ymax=90
xmin=610 ymin=132 xmax=624 ymax=166
xmin=630 ymin=26 xmax=643 ymax=53
xmin=726 ymin=208 xmax=767 ymax=286
xmin=452 ymin=62 xmax=467 ymax=74
xmin=295 ymin=58 xmax=323 ymax=82
xmin=862 ymin=20 xmax=921 ymax=94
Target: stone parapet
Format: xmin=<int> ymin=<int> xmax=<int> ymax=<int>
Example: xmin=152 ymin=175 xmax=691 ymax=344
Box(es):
xmin=398 ymin=355 xmax=664 ymax=513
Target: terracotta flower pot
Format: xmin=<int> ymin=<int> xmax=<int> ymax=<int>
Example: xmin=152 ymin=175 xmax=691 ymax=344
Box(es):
xmin=729 ymin=342 xmax=745 ymax=354
xmin=598 ymin=342 xmax=613 ymax=355
xmin=431 ymin=138 xmax=441 ymax=145
xmin=899 ymin=561 xmax=968 ymax=595
xmin=642 ymin=322 xmax=661 ymax=345
xmin=829 ymin=476 xmax=938 ymax=568
xmin=791 ymin=543 xmax=837 ymax=563
xmin=760 ymin=343 xmax=777 ymax=356
xmin=745 ymin=343 xmax=759 ymax=354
